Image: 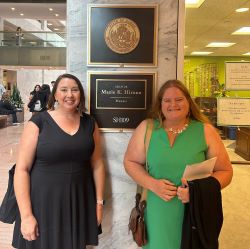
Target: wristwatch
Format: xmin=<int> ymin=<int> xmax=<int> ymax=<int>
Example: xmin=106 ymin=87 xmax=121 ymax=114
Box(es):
xmin=96 ymin=199 xmax=105 ymax=205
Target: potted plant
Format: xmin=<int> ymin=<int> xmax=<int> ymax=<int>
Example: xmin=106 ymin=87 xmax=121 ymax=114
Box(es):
xmin=10 ymin=85 xmax=23 ymax=108
xmin=10 ymin=85 xmax=24 ymax=122
xmin=213 ymin=83 xmax=230 ymax=97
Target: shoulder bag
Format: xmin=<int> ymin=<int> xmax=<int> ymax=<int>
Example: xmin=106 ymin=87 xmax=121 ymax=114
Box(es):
xmin=128 ymin=119 xmax=154 ymax=247
xmin=0 ymin=164 xmax=17 ymax=224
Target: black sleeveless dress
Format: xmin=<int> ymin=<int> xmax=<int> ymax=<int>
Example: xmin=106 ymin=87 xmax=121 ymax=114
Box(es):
xmin=12 ymin=111 xmax=100 ymax=249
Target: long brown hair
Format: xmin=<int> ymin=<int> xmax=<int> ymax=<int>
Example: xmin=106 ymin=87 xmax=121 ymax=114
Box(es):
xmin=47 ymin=73 xmax=86 ymax=114
xmin=148 ymin=79 xmax=210 ymax=127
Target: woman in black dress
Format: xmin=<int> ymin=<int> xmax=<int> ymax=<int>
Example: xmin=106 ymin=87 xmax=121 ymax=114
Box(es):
xmin=13 ymin=74 xmax=105 ymax=249
xmin=28 ymin=85 xmax=41 ymax=114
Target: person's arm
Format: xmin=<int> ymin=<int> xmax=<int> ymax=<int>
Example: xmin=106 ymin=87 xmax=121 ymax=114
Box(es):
xmin=14 ymin=121 xmax=39 ymax=241
xmin=91 ymin=123 xmax=105 ymax=226
xmin=124 ymin=120 xmax=177 ymax=202
xmin=205 ymin=123 xmax=233 ymax=188
xmin=177 ymin=123 xmax=233 ymax=203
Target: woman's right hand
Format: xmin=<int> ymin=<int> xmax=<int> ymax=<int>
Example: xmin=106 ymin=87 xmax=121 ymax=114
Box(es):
xmin=21 ymin=215 xmax=39 ymax=241
xmin=151 ymin=179 xmax=177 ymax=201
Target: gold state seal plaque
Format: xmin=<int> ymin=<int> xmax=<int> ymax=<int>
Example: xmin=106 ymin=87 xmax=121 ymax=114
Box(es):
xmin=104 ymin=17 xmax=140 ymax=54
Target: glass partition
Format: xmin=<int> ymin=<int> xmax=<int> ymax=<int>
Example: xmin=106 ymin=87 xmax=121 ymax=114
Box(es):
xmin=0 ymin=31 xmax=66 ymax=47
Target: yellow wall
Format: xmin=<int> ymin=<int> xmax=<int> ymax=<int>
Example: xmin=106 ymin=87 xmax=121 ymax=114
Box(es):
xmin=184 ymin=56 xmax=250 ymax=97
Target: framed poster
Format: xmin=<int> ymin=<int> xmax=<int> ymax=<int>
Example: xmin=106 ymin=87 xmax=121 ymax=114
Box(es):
xmin=217 ymin=97 xmax=250 ymax=126
xmin=225 ymin=62 xmax=250 ymax=90
xmin=87 ymin=4 xmax=158 ymax=67
xmin=88 ymin=71 xmax=156 ymax=131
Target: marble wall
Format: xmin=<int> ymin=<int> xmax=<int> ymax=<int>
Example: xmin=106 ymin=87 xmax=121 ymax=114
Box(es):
xmin=67 ymin=0 xmax=183 ymax=248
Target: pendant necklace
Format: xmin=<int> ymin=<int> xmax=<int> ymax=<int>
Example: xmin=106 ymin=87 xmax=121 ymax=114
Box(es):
xmin=166 ymin=123 xmax=189 ymax=134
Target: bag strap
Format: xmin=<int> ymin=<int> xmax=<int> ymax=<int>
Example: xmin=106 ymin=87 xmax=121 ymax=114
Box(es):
xmin=138 ymin=119 xmax=154 ymax=200
xmin=145 ymin=119 xmax=154 ymax=172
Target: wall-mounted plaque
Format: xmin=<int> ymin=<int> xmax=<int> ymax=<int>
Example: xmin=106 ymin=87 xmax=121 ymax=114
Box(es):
xmin=87 ymin=4 xmax=158 ymax=67
xmin=88 ymin=71 xmax=156 ymax=131
xmin=217 ymin=97 xmax=250 ymax=126
xmin=225 ymin=62 xmax=250 ymax=90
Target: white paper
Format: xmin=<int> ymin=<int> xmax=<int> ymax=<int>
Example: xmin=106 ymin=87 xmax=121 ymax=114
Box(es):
xmin=183 ymin=157 xmax=217 ymax=181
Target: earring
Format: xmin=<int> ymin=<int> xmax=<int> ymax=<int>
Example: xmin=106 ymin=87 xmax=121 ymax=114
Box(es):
xmin=54 ymin=100 xmax=59 ymax=109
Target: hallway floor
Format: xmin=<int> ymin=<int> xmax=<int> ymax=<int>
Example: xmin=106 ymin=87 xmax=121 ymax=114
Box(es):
xmin=0 ymin=124 xmax=249 ymax=249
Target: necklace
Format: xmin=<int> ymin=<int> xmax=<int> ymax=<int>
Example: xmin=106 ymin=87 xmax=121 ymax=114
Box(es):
xmin=166 ymin=123 xmax=189 ymax=134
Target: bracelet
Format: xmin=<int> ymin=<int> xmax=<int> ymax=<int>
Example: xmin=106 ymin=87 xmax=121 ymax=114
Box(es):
xmin=96 ymin=200 xmax=105 ymax=205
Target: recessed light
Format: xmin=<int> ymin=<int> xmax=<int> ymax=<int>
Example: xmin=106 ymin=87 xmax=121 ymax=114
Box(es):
xmin=206 ymin=42 xmax=235 ymax=47
xmin=47 ymin=23 xmax=53 ymax=26
xmin=49 ymin=8 xmax=53 ymax=11
xmin=235 ymin=8 xmax=249 ymax=13
xmin=11 ymin=7 xmax=15 ymax=11
xmin=184 ymin=45 xmax=188 ymax=49
xmin=242 ymin=52 xmax=250 ymax=55
xmin=185 ymin=0 xmax=205 ymax=8
xmin=191 ymin=51 xmax=214 ymax=55
xmin=55 ymin=13 xmax=59 ymax=17
xmin=20 ymin=13 xmax=24 ymax=16
xmin=232 ymin=27 xmax=250 ymax=35
xmin=54 ymin=28 xmax=59 ymax=31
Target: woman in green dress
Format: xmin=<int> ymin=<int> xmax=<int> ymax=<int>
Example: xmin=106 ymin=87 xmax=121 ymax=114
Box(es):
xmin=124 ymin=80 xmax=233 ymax=249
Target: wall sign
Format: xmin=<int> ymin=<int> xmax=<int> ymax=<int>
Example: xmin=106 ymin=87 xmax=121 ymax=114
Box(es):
xmin=88 ymin=71 xmax=156 ymax=131
xmin=217 ymin=97 xmax=250 ymax=126
xmin=87 ymin=4 xmax=158 ymax=67
xmin=225 ymin=62 xmax=250 ymax=90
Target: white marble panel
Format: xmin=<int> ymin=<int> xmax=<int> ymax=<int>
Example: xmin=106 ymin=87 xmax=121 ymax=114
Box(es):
xmin=67 ymin=0 xmax=182 ymax=248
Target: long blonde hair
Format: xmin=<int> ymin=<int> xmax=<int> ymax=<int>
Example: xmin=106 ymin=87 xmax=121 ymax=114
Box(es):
xmin=148 ymin=79 xmax=210 ymax=127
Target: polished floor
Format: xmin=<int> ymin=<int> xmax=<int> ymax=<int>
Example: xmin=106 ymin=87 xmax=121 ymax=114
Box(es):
xmin=0 ymin=123 xmax=249 ymax=249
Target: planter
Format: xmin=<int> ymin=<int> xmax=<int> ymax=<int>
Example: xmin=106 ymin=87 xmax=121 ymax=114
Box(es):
xmin=16 ymin=107 xmax=24 ymax=123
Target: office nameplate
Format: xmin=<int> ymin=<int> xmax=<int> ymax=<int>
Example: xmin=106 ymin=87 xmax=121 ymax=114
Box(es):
xmin=88 ymin=71 xmax=156 ymax=131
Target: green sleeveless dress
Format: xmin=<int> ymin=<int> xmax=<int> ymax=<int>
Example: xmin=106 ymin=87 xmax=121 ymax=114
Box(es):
xmin=144 ymin=119 xmax=207 ymax=249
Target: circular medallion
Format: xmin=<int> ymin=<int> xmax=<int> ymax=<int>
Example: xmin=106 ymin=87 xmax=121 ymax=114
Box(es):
xmin=104 ymin=17 xmax=140 ymax=54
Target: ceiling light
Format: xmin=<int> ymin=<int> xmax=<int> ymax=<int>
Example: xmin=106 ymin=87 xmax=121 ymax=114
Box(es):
xmin=185 ymin=0 xmax=205 ymax=8
xmin=11 ymin=7 xmax=15 ymax=11
xmin=191 ymin=51 xmax=213 ymax=55
xmin=184 ymin=45 xmax=188 ymax=49
xmin=235 ymin=8 xmax=249 ymax=13
xmin=242 ymin=52 xmax=250 ymax=56
xmin=47 ymin=23 xmax=53 ymax=26
xmin=54 ymin=28 xmax=59 ymax=31
xmin=232 ymin=27 xmax=250 ymax=35
xmin=49 ymin=8 xmax=53 ymax=11
xmin=20 ymin=13 xmax=24 ymax=16
xmin=55 ymin=13 xmax=59 ymax=17
xmin=206 ymin=42 xmax=235 ymax=47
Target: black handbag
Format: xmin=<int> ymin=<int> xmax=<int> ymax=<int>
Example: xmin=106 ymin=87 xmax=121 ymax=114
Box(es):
xmin=0 ymin=164 xmax=18 ymax=224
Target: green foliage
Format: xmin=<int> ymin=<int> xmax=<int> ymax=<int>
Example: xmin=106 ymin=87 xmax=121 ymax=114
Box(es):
xmin=213 ymin=84 xmax=230 ymax=97
xmin=10 ymin=85 xmax=23 ymax=108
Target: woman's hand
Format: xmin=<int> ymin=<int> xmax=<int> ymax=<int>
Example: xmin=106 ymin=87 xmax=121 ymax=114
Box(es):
xmin=21 ymin=215 xmax=39 ymax=241
xmin=96 ymin=204 xmax=103 ymax=226
xmin=151 ymin=179 xmax=177 ymax=201
xmin=177 ymin=178 xmax=190 ymax=203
